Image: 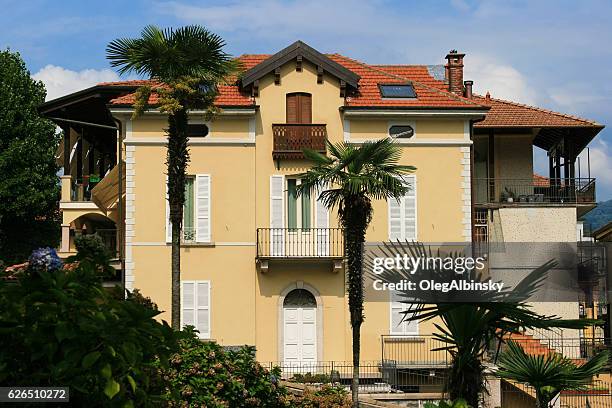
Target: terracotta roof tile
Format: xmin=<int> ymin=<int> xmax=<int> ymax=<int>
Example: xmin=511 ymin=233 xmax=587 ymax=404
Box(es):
xmin=329 ymin=54 xmax=486 ymax=109
xmin=101 ymin=53 xmax=602 ymax=129
xmin=471 ymin=95 xmax=603 ymax=128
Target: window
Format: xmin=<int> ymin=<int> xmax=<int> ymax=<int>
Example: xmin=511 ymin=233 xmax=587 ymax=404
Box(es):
xmin=390 ymin=292 xmax=418 ymax=335
xmin=287 ymin=178 xmax=312 ymax=230
xmin=181 ymin=280 xmax=210 ymax=338
xmin=166 ymin=175 xmax=211 ymax=243
xmin=388 ymin=175 xmax=417 ymax=241
xmin=379 ymin=84 xmax=416 ymax=98
xmin=187 ymin=124 xmax=209 ymax=138
xmin=183 ymin=177 xmax=195 ymax=241
xmin=286 ymin=92 xmax=312 ymax=124
xmin=389 ymin=125 xmax=414 ymax=139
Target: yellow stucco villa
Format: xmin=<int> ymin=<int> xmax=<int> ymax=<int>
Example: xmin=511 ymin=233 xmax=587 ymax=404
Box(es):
xmin=40 ymin=41 xmax=605 ymax=379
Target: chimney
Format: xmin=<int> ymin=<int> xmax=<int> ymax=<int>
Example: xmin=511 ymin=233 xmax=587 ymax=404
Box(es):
xmin=445 ymin=50 xmax=465 ymax=96
xmin=464 ymin=80 xmax=473 ymax=99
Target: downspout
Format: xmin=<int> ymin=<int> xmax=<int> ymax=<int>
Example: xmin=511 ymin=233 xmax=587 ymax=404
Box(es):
xmin=469 ymin=117 xmax=486 ymax=246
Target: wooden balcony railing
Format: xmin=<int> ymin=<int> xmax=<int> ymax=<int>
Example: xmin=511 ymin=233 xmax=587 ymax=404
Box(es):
xmin=272 ymin=124 xmax=327 ymax=159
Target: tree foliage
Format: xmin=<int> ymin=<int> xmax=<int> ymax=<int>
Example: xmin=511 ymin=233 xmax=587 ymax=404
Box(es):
xmin=0 ymin=49 xmax=60 ymax=264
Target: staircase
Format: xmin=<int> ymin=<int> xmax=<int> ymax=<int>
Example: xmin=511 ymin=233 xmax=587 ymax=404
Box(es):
xmin=505 ymin=333 xmax=587 ymax=365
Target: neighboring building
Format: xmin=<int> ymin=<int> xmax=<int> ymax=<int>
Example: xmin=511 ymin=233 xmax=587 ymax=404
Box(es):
xmin=40 ymin=41 xmax=604 ymax=370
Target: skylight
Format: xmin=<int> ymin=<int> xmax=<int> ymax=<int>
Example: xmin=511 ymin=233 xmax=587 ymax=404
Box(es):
xmin=379 ymin=84 xmax=416 ymax=98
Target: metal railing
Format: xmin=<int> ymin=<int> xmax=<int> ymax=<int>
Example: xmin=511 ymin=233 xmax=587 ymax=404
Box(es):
xmin=260 ymin=361 xmax=447 ymax=394
xmin=381 ymin=335 xmax=451 ymax=368
xmin=182 ymin=227 xmax=197 ymax=243
xmin=256 ymin=228 xmax=344 ymax=259
xmin=473 ymin=178 xmax=596 ymax=205
xmin=272 ymin=124 xmax=327 ymax=159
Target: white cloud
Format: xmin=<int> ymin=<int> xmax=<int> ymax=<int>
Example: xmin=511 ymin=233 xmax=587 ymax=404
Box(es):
xmin=579 ymin=140 xmax=612 ymax=190
xmin=464 ymin=54 xmax=537 ymax=105
xmin=32 ymin=65 xmax=120 ymax=101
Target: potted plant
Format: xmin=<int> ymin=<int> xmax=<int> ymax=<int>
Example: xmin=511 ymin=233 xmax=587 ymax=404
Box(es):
xmin=500 ymin=187 xmax=516 ymax=203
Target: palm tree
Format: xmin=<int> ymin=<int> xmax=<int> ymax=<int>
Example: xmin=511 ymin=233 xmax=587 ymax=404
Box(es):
xmin=297 ymin=138 xmax=416 ymax=406
xmin=498 ymin=341 xmax=610 ymax=408
xmin=371 ymin=241 xmax=599 ymax=406
xmin=106 ymin=25 xmax=239 ymax=329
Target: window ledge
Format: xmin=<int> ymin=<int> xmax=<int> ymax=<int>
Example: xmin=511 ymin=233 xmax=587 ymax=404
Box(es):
xmin=167 ymin=242 xmax=215 ymax=247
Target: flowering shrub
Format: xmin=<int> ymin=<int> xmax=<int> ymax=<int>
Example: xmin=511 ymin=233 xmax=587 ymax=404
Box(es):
xmin=158 ymin=330 xmax=287 ymax=407
xmin=27 ymin=247 xmax=62 ymax=271
xmin=285 ymin=385 xmax=352 ymax=408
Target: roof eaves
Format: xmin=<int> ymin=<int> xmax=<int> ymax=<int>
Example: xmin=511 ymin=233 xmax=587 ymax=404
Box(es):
xmin=241 ymin=41 xmax=360 ymax=88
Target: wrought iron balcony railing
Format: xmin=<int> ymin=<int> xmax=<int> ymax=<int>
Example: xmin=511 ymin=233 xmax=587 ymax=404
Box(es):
xmin=272 ymin=124 xmax=327 ymax=159
xmin=256 ymin=228 xmax=343 ymax=259
xmin=473 ymin=177 xmax=596 ymax=205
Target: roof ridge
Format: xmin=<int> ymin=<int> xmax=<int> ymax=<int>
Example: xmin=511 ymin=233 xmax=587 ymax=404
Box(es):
xmin=474 ymin=94 xmax=603 ymax=127
xmin=371 ymin=64 xmax=432 ymax=67
xmin=332 ymin=54 xmax=486 ymax=108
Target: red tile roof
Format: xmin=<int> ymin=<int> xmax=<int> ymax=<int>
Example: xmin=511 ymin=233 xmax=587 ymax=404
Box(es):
xmin=470 ymin=95 xmax=603 ymax=128
xmin=101 ymin=52 xmax=602 ymax=129
xmin=329 ymin=54 xmax=484 ymax=109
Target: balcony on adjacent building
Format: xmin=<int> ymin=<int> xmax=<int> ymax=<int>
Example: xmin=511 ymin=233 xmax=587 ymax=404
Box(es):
xmin=272 ymin=124 xmax=327 ymax=159
xmin=256 ymin=228 xmax=344 ymax=271
xmin=473 ymin=177 xmax=596 ymax=207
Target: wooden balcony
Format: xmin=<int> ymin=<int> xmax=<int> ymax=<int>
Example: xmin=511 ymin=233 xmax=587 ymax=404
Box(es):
xmin=272 ymin=124 xmax=327 ymax=159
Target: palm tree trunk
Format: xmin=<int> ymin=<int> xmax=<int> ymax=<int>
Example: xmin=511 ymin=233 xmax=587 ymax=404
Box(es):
xmin=171 ymin=220 xmax=181 ymax=330
xmin=341 ymin=195 xmax=372 ymax=408
xmin=167 ymin=108 xmax=189 ymax=330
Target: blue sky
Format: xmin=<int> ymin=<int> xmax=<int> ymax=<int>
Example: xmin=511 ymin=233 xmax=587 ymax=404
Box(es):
xmin=2 ymin=0 xmax=612 ymax=199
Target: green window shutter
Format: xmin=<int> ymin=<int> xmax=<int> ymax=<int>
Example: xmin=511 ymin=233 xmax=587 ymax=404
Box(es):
xmin=287 ymin=179 xmax=297 ymax=230
xmin=301 ymin=188 xmax=311 ymax=229
xmin=183 ymin=178 xmax=195 ymax=241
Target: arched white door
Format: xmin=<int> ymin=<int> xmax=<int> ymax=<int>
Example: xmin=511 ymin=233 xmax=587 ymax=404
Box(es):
xmin=283 ymin=289 xmax=317 ymax=365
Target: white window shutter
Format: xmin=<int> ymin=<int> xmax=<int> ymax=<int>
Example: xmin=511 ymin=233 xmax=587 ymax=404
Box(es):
xmin=196 ymin=175 xmax=211 ymax=242
xmin=196 ymin=281 xmax=210 ymax=338
xmin=388 ymin=198 xmax=402 ymax=241
xmin=390 ymin=292 xmax=418 ymax=335
xmin=181 ymin=281 xmax=211 ymax=339
xmin=315 ymin=185 xmax=329 ymax=256
xmin=388 ymin=175 xmax=417 ymax=241
xmin=404 ymin=176 xmax=417 ymax=240
xmin=181 ymin=282 xmax=195 ymax=328
xmin=165 ymin=183 xmax=172 ymax=243
xmin=270 ymin=175 xmax=285 ymax=256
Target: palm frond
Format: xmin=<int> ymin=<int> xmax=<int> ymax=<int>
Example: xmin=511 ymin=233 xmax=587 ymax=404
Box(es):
xmin=296 ymin=138 xmax=415 ymax=208
xmin=106 ymin=25 xmax=240 ymax=83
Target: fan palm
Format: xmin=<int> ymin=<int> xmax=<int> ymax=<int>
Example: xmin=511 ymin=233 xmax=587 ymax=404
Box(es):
xmin=370 ymin=241 xmax=599 ymax=406
xmin=297 ymin=138 xmax=416 ymax=406
xmin=498 ymin=341 xmax=610 ymax=408
xmin=106 ymin=25 xmax=239 ymax=329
